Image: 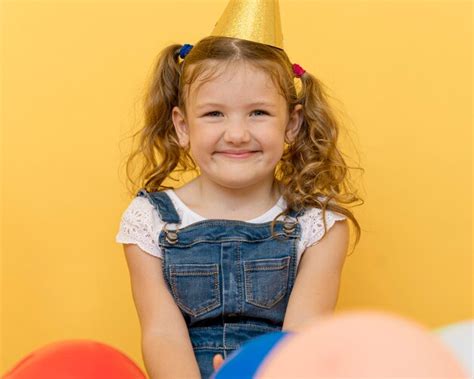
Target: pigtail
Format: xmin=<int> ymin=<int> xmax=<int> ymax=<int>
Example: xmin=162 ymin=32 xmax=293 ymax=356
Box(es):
xmin=278 ymin=70 xmax=363 ymax=252
xmin=125 ymin=44 xmax=196 ymax=195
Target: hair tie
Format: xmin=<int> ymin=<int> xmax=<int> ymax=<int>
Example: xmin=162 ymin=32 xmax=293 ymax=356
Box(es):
xmin=179 ymin=44 xmax=193 ymax=59
xmin=292 ymin=63 xmax=305 ymax=78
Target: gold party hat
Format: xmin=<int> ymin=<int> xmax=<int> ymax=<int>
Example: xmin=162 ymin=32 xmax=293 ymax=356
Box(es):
xmin=210 ymin=0 xmax=284 ymax=50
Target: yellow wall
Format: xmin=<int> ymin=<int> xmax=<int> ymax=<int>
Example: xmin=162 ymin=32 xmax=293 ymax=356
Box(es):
xmin=1 ymin=0 xmax=472 ymax=374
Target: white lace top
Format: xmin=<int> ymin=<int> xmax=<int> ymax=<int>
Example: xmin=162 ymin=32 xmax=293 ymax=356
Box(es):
xmin=115 ymin=189 xmax=347 ymax=268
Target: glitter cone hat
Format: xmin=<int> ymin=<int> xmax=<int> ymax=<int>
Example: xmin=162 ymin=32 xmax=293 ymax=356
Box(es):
xmin=210 ymin=0 xmax=284 ymax=50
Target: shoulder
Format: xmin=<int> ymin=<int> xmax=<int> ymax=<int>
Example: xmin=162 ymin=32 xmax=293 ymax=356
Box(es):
xmin=298 ymin=205 xmax=348 ymax=249
xmin=121 ymin=195 xmax=163 ymax=225
xmin=299 ymin=205 xmax=347 ymax=223
xmin=115 ymin=196 xmax=164 ymax=259
xmin=298 ymin=215 xmax=349 ymax=275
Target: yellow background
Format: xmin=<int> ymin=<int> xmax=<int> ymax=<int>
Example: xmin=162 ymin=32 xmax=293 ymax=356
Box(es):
xmin=1 ymin=0 xmax=472 ymax=374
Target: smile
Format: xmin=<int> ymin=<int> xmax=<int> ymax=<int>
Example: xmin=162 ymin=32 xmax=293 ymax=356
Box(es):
xmin=216 ymin=151 xmax=260 ymax=159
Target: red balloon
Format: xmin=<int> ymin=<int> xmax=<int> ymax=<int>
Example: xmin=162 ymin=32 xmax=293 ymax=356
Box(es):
xmin=3 ymin=340 xmax=146 ymax=379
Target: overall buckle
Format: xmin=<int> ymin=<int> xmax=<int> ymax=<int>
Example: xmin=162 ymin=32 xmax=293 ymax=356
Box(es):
xmin=163 ymin=222 xmax=180 ymax=244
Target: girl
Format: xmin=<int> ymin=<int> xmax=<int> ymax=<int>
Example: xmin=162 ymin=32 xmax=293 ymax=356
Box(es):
xmin=116 ymin=10 xmax=362 ymax=379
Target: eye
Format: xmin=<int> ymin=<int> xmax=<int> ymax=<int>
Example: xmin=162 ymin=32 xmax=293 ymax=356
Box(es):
xmin=251 ymin=109 xmax=269 ymax=116
xmin=204 ymin=111 xmax=223 ymax=117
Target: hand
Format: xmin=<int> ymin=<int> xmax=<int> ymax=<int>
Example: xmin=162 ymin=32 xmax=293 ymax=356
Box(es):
xmin=212 ymin=353 xmax=225 ymax=372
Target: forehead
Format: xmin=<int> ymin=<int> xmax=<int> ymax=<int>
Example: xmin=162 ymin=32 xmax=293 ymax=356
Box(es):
xmin=186 ymin=60 xmax=284 ymax=106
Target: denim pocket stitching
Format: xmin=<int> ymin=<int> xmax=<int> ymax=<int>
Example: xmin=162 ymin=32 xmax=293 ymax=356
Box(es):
xmin=243 ymin=256 xmax=290 ymax=309
xmin=170 ymin=264 xmax=221 ymax=317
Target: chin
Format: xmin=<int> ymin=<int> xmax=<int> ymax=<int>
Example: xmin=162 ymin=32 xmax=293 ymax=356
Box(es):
xmin=219 ymin=179 xmax=255 ymax=189
xmin=227 ymin=174 xmax=277 ymax=189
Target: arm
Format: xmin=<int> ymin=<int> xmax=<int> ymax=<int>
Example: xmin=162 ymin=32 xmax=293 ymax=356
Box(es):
xmin=282 ymin=219 xmax=350 ymax=333
xmin=123 ymin=243 xmax=201 ymax=379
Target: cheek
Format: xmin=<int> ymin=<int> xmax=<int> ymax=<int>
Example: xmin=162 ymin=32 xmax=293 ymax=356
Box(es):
xmin=188 ymin=129 xmax=217 ymax=153
xmin=258 ymin=129 xmax=286 ymax=150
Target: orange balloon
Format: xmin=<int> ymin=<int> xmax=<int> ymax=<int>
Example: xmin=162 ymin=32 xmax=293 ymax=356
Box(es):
xmin=3 ymin=339 xmax=146 ymax=379
xmin=256 ymin=310 xmax=469 ymax=378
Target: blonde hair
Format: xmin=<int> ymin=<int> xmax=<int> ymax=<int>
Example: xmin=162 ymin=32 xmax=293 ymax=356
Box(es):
xmin=123 ymin=36 xmax=364 ymax=254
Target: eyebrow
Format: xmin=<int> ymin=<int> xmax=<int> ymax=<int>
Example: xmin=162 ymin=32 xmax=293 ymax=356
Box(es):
xmin=195 ymin=101 xmax=277 ymax=110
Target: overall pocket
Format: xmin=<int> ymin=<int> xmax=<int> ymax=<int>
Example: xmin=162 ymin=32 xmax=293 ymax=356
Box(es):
xmin=169 ymin=263 xmax=221 ymax=317
xmin=243 ymin=256 xmax=290 ymax=309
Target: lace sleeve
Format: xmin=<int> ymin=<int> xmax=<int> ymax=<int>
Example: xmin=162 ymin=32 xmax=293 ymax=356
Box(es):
xmin=300 ymin=207 xmax=347 ymax=249
xmin=115 ymin=196 xmax=163 ymax=259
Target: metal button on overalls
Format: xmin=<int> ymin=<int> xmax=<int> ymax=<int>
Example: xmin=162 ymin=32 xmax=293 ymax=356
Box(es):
xmin=136 ymin=189 xmax=302 ymax=379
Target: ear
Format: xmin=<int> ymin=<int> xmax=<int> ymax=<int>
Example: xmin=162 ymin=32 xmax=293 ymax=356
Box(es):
xmin=285 ymin=104 xmax=303 ymax=144
xmin=172 ymin=106 xmax=190 ymax=148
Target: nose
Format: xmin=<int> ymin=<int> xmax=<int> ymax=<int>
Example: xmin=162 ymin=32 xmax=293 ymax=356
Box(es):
xmin=222 ymin=118 xmax=251 ymax=144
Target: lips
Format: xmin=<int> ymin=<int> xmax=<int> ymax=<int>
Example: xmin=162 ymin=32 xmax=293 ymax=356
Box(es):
xmin=216 ymin=150 xmax=260 ymax=159
xmin=219 ymin=150 xmax=259 ymax=154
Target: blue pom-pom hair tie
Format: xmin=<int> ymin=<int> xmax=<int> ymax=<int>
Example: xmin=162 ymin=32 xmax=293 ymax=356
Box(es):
xmin=179 ymin=43 xmax=193 ymax=59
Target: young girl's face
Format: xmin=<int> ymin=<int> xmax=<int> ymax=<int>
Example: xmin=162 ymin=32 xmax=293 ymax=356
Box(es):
xmin=172 ymin=60 xmax=302 ymax=190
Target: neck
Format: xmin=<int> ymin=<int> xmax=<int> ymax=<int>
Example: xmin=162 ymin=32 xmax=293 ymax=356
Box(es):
xmin=192 ymin=175 xmax=282 ymax=218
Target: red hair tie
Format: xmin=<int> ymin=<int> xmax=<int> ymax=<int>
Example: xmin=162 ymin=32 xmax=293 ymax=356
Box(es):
xmin=292 ymin=63 xmax=305 ymax=78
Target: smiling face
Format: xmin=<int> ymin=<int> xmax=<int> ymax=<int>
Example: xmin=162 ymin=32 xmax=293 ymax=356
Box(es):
xmin=172 ymin=60 xmax=302 ymax=190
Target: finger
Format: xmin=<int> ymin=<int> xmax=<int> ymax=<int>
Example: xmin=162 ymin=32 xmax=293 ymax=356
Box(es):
xmin=212 ymin=354 xmax=219 ymax=370
xmin=213 ymin=354 xmax=224 ymax=370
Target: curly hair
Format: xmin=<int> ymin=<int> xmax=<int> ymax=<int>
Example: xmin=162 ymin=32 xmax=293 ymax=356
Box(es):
xmin=121 ymin=36 xmax=364 ymax=254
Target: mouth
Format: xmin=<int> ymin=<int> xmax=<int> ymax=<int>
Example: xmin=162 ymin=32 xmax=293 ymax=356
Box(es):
xmin=216 ymin=151 xmax=261 ymax=159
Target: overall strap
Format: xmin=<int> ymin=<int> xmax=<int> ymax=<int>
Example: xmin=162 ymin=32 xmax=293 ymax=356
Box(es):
xmin=287 ymin=207 xmax=302 ymax=218
xmin=279 ymin=207 xmax=305 ymax=236
xmin=136 ymin=188 xmax=181 ymax=224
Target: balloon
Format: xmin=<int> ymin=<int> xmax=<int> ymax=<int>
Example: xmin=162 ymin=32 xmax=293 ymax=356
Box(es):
xmin=435 ymin=319 xmax=474 ymax=377
xmin=211 ymin=331 xmax=291 ymax=379
xmin=255 ymin=310 xmax=469 ymax=378
xmin=3 ymin=339 xmax=146 ymax=379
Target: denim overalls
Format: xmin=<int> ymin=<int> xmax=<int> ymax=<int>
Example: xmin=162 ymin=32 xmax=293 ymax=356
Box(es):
xmin=137 ymin=189 xmax=303 ymax=379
